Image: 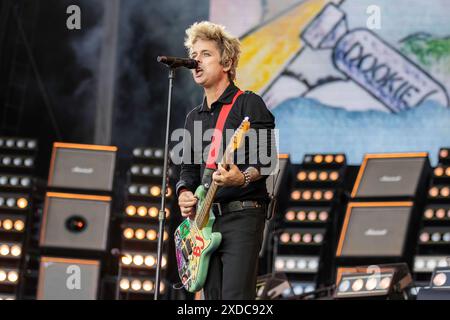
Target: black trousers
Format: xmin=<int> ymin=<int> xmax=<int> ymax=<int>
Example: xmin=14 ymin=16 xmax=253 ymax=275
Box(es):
xmin=203 ymin=207 xmax=266 ymax=300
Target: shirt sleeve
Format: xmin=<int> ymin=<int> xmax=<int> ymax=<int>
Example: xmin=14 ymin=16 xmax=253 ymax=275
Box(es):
xmin=176 ymin=112 xmax=201 ymax=196
xmin=238 ymin=92 xmax=277 ymax=176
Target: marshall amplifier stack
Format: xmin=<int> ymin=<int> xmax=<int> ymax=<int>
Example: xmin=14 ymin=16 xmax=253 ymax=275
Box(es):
xmin=273 ymin=153 xmax=347 ymax=298
xmin=412 ymin=148 xmax=450 ymax=296
xmin=0 ymin=137 xmax=38 ymax=300
xmin=37 ymin=142 xmax=117 ymax=300
xmin=336 ymin=153 xmax=431 ymax=279
xmin=117 ymin=147 xmax=174 ymax=300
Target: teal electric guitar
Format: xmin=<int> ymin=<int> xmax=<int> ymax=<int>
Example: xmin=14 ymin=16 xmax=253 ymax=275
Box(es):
xmin=174 ymin=118 xmax=250 ymax=292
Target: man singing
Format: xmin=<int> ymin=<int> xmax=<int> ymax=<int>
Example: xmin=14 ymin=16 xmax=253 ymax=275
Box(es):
xmin=176 ymin=21 xmax=276 ymax=300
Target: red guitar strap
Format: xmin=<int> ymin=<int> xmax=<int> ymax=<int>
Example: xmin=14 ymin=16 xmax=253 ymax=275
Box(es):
xmin=206 ymin=90 xmax=244 ymax=169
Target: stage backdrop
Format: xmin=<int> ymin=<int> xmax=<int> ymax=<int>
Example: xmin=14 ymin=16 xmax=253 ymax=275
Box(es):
xmin=210 ymin=0 xmax=450 ymax=165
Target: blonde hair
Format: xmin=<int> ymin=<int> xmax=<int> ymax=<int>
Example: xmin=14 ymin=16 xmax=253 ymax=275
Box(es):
xmin=184 ymin=21 xmax=241 ymax=81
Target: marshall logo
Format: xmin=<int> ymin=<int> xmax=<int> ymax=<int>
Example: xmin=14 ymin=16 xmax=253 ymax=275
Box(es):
xmin=379 ymin=175 xmax=402 ymax=183
xmin=71 ymin=166 xmax=94 ymax=174
xmin=365 ymin=229 xmax=388 ymax=236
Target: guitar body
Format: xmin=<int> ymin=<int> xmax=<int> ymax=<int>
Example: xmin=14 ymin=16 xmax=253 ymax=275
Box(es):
xmin=174 ymin=185 xmax=222 ymax=293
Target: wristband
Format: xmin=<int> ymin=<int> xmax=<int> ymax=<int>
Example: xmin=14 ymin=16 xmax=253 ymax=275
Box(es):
xmin=240 ymin=170 xmax=251 ymax=188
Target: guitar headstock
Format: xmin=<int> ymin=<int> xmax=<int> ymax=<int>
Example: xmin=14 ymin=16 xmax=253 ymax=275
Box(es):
xmin=222 ymin=117 xmax=250 ymax=165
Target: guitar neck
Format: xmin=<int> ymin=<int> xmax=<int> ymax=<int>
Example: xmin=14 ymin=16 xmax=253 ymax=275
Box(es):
xmin=195 ymin=179 xmax=219 ymax=228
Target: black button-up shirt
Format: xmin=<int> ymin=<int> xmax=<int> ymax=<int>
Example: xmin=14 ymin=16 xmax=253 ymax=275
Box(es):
xmin=176 ymin=82 xmax=276 ymax=204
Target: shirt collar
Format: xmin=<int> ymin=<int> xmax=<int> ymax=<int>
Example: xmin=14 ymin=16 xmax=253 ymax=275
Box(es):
xmin=198 ymin=82 xmax=239 ymax=113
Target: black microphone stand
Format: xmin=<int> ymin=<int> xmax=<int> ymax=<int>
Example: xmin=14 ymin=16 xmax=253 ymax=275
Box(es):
xmin=154 ymin=67 xmax=175 ymax=300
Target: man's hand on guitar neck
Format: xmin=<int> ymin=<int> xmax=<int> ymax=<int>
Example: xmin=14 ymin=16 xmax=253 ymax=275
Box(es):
xmin=178 ymin=190 xmax=198 ymax=218
xmin=212 ymin=163 xmax=246 ymax=187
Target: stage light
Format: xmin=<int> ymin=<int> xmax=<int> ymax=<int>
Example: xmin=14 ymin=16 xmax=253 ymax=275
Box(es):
xmin=424 ymin=207 xmax=450 ymax=221
xmin=145 ymin=255 xmax=156 ymax=267
xmin=0 ymin=294 xmax=15 ymax=300
xmin=133 ymin=255 xmax=144 ymax=266
xmin=319 ymin=211 xmax=329 ymax=221
xmin=284 ymin=208 xmax=330 ymax=223
xmin=274 ymin=255 xmax=320 ymax=273
xmin=137 ymin=206 xmax=147 ymax=217
xmin=308 ymin=211 xmax=317 ymax=221
xmin=129 ymin=184 xmax=169 ymax=196
xmin=13 ymin=219 xmax=25 ymax=232
xmin=439 ymin=148 xmax=450 ymax=162
xmin=303 ymin=153 xmax=346 ymax=166
xmin=0 ymin=137 xmax=36 ymax=151
xmin=17 ymin=198 xmax=28 ymax=209
xmin=121 ymin=224 xmax=168 ymax=242
xmin=290 ymin=191 xmax=301 ymax=201
xmin=291 ymin=233 xmax=301 ymax=243
xmin=335 ymin=264 xmax=412 ymax=299
xmin=413 ymin=256 xmax=450 ymax=273
xmin=125 ymin=205 xmax=136 ymax=216
xmin=7 ymin=271 xmax=18 ymax=283
xmin=149 ymin=207 xmax=159 ymax=218
xmin=132 ymin=147 xmax=164 ymax=160
xmin=285 ymin=210 xmax=296 ymax=221
xmin=131 ymin=279 xmax=142 ymax=291
xmin=416 ymin=264 xmax=450 ymax=299
xmin=290 ymin=189 xmax=334 ymax=202
xmin=135 ymin=229 xmax=145 ymax=240
xmin=277 ymin=229 xmax=325 ymax=245
xmin=0 ymin=242 xmax=22 ymax=258
xmin=432 ymin=272 xmax=448 ymax=288
xmin=0 ymin=156 xmax=34 ymax=169
xmin=0 ymin=269 xmax=19 ymax=285
xmin=419 ymin=228 xmax=450 ymax=244
xmin=0 ymin=194 xmax=30 ymax=210
xmin=429 ymin=186 xmax=450 ymax=199
xmin=352 ymin=279 xmax=364 ymax=292
xmin=142 ymin=280 xmax=154 ymax=292
xmin=434 ymin=167 xmax=444 ymax=177
xmin=308 ymin=171 xmax=318 ymax=181
xmin=121 ymin=254 xmax=132 ymax=265
xmin=150 ymin=186 xmax=161 ymax=197
xmin=297 ymin=171 xmax=307 ymax=181
xmin=429 ymin=187 xmax=439 ymax=197
xmin=1 ymin=219 xmax=13 ymax=231
xmin=120 ymin=279 xmax=130 ymax=290
xmin=313 ymin=191 xmax=322 ymax=200
xmin=146 ymin=230 xmax=157 ymax=241
xmin=123 ymin=228 xmax=134 ymax=239
xmin=0 ymin=175 xmax=32 ymax=189
xmin=129 ymin=165 xmax=164 ymax=177
xmin=314 ymin=155 xmax=323 ymax=164
xmin=282 ymin=281 xmax=316 ymax=298
xmin=119 ymin=277 xmax=162 ymax=294
xmin=120 ymin=252 xmax=167 ymax=269
xmin=124 ymin=204 xmax=170 ymax=219
xmin=139 ymin=186 xmax=149 ymax=195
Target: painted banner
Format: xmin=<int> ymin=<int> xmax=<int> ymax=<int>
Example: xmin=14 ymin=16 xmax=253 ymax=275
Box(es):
xmin=210 ymin=0 xmax=450 ymax=165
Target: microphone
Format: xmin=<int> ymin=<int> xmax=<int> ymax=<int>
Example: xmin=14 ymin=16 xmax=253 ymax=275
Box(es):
xmin=157 ymin=56 xmax=198 ymax=69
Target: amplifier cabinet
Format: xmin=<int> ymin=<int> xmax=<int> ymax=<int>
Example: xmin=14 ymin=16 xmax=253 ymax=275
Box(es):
xmin=37 ymin=257 xmax=100 ymax=300
xmin=351 ymin=153 xmax=430 ymax=199
xmin=40 ymin=192 xmax=111 ymax=251
xmin=336 ymin=202 xmax=414 ymax=258
xmin=48 ymin=143 xmax=117 ymax=191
